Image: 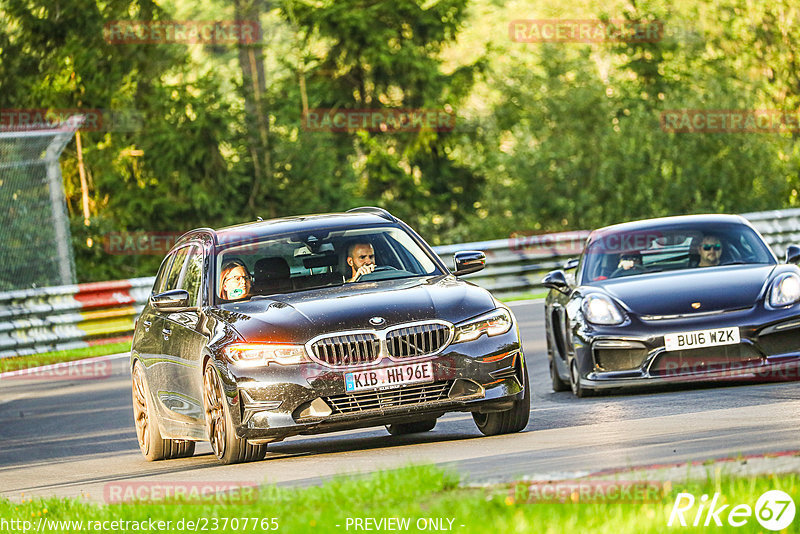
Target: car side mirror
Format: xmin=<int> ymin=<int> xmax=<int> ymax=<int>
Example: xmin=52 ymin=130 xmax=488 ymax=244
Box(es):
xmin=542 ymin=269 xmax=570 ymax=294
xmin=151 ymin=289 xmax=191 ymax=312
xmin=563 ymin=258 xmax=579 ymax=270
xmin=453 ymin=250 xmax=486 ymax=276
xmin=786 ymin=245 xmax=800 ymax=265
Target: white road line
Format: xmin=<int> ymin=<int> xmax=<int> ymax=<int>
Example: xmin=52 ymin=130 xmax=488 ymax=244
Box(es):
xmin=0 ymin=393 xmax=32 ymax=407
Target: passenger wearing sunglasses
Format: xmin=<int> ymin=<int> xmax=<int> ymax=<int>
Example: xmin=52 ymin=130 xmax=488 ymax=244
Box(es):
xmin=698 ymin=235 xmax=723 ymax=267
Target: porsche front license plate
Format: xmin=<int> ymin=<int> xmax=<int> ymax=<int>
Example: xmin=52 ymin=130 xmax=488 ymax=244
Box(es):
xmin=345 ymin=362 xmax=434 ymax=392
xmin=664 ymin=327 xmax=740 ymax=351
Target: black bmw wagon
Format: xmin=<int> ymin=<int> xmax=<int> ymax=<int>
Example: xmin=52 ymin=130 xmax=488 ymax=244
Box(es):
xmin=130 ymin=207 xmax=529 ymax=464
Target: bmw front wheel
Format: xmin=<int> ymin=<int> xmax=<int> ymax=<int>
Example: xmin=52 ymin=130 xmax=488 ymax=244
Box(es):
xmin=473 ymin=365 xmax=530 ymax=435
xmin=203 ymin=362 xmax=266 ymax=464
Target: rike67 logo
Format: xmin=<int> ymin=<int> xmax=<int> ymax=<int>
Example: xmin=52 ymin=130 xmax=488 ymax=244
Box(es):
xmin=668 ymin=490 xmax=795 ymax=531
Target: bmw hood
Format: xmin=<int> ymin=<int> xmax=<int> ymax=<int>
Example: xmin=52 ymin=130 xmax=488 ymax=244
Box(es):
xmin=598 ymin=265 xmax=776 ymax=316
xmin=217 ymin=275 xmax=496 ymax=343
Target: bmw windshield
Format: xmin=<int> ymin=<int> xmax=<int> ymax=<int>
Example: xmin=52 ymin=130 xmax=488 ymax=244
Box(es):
xmin=215 ymin=225 xmax=442 ymax=303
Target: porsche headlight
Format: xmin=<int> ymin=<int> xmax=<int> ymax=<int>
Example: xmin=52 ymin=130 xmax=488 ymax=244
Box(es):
xmin=769 ymin=273 xmax=800 ymax=308
xmin=582 ymin=294 xmax=625 ymax=325
xmin=453 ymin=308 xmax=513 ymax=343
xmin=222 ymin=343 xmax=309 ymax=367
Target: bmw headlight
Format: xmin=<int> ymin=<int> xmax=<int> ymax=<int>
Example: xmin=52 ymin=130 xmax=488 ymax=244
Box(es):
xmin=769 ymin=273 xmax=800 ymax=308
xmin=222 ymin=343 xmax=309 ymax=367
xmin=453 ymin=308 xmax=513 ymax=343
xmin=582 ymin=294 xmax=625 ymax=325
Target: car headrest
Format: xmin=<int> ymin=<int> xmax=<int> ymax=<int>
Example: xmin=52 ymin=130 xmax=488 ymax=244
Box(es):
xmin=254 ymin=257 xmax=290 ymax=281
xmin=685 ymin=237 xmax=700 ymax=267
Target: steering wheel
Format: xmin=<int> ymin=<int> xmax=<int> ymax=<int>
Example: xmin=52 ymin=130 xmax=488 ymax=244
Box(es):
xmin=371 ymin=265 xmax=397 ymax=272
xmin=357 ymin=265 xmax=399 ymax=281
xmin=609 ymin=265 xmax=645 ymax=278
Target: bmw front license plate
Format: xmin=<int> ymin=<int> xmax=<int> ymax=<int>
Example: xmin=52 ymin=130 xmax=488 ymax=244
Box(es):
xmin=664 ymin=327 xmax=740 ymax=351
xmin=345 ymin=362 xmax=434 ymax=393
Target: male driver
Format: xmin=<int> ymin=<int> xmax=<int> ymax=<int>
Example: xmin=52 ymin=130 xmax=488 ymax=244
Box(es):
xmin=617 ymin=251 xmax=643 ymax=271
xmin=611 ymin=251 xmax=643 ymax=277
xmin=346 ymin=241 xmax=376 ymax=282
xmin=698 ymin=235 xmax=723 ymax=267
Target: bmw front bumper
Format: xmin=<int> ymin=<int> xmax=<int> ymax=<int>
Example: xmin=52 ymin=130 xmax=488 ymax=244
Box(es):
xmin=214 ymin=329 xmax=526 ymax=442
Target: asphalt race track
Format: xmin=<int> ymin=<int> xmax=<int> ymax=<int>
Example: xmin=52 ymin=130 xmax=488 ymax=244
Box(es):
xmin=2 ymin=300 xmax=799 ymax=501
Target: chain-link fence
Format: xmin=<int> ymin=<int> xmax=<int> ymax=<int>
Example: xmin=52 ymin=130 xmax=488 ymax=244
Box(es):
xmin=0 ymin=116 xmax=82 ymax=290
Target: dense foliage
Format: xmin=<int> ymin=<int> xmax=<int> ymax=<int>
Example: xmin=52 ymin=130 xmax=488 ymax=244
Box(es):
xmin=1 ymin=0 xmax=799 ymax=282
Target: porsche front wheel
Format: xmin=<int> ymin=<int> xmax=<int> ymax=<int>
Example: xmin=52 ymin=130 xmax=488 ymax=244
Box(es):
xmin=569 ymin=359 xmax=593 ymax=398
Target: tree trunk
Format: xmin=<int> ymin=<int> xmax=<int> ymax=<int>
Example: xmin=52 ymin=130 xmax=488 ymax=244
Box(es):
xmin=234 ymin=0 xmax=274 ymax=217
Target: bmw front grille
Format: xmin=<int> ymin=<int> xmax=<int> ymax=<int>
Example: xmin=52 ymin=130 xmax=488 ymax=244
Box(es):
xmin=307 ymin=320 xmax=454 ymax=368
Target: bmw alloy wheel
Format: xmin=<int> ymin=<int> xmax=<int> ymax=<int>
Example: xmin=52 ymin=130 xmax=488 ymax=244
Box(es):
xmin=204 ymin=364 xmax=227 ymax=460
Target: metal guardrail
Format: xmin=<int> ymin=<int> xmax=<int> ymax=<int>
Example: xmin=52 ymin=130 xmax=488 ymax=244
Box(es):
xmin=741 ymin=208 xmax=800 ymax=255
xmin=2 ymin=209 xmax=800 ymax=358
xmin=434 ymin=230 xmax=589 ymax=296
xmin=0 ymin=278 xmax=154 ymax=358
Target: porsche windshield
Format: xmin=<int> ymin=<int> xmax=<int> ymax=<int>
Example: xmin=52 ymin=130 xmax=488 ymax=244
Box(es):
xmin=580 ymin=222 xmax=775 ymax=283
xmin=215 ymin=225 xmax=441 ymax=302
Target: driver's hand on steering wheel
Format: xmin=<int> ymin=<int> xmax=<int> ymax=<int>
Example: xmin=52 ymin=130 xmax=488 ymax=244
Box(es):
xmin=351 ymin=263 xmax=376 ymax=282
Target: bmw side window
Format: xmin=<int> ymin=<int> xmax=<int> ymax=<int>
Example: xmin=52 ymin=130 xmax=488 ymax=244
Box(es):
xmin=181 ymin=246 xmax=204 ymax=307
xmin=384 ymin=228 xmax=438 ymax=274
xmin=387 ymin=233 xmax=423 ymax=273
xmin=153 ymin=253 xmax=175 ymax=294
xmin=372 ymin=235 xmax=402 ymax=270
xmin=164 ymin=246 xmax=190 ymax=291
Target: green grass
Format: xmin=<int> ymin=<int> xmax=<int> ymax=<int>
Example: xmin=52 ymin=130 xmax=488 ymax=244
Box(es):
xmin=0 ymin=341 xmax=131 ymax=374
xmin=2 ymin=465 xmax=797 ymax=533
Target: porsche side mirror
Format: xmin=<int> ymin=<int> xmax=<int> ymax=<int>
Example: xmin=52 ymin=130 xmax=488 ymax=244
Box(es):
xmin=151 ymin=289 xmax=191 ymax=312
xmin=453 ymin=250 xmax=486 ymax=276
xmin=785 ymin=245 xmax=800 ymax=265
xmin=542 ymin=270 xmax=570 ymax=293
